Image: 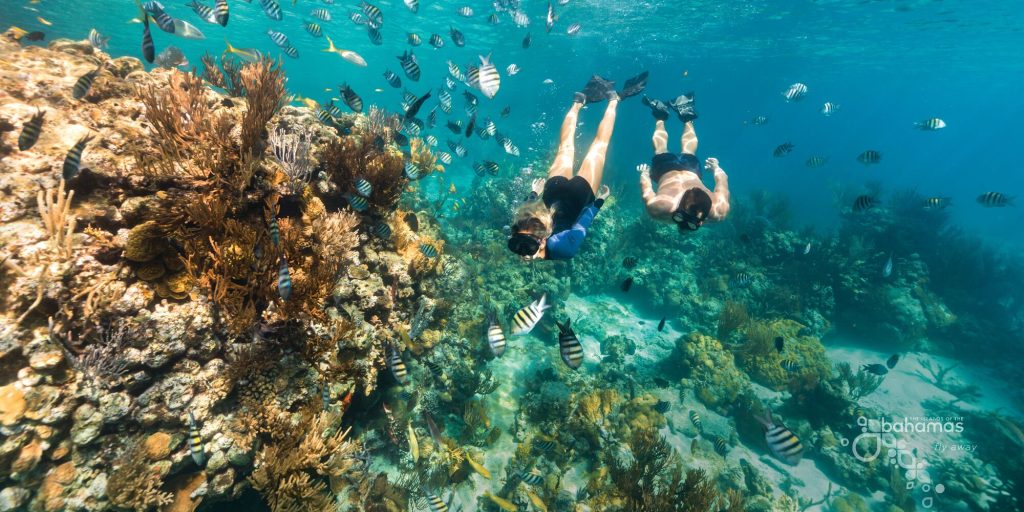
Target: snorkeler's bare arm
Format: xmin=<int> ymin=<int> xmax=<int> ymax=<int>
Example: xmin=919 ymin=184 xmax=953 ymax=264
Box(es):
xmin=639 ymin=167 xmax=674 ymax=221
xmin=707 ymin=158 xmax=731 ymax=221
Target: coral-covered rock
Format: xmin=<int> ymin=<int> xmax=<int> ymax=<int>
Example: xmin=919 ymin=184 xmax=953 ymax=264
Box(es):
xmin=0 ymin=384 xmax=27 ymax=426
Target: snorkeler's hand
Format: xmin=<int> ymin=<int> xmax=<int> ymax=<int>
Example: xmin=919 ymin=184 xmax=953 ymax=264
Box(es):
xmin=596 ymin=185 xmax=610 ymax=200
xmin=705 ymin=157 xmax=721 ymax=174
xmin=531 ymin=178 xmax=545 ymax=195
xmin=637 ymin=163 xmax=650 ymax=176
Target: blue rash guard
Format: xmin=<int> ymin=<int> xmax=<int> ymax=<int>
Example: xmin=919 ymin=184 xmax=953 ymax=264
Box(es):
xmin=545 ymin=200 xmax=603 ymax=260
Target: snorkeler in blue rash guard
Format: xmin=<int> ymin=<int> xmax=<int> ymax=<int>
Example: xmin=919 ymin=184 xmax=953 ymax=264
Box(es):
xmin=507 ymin=72 xmax=648 ymax=260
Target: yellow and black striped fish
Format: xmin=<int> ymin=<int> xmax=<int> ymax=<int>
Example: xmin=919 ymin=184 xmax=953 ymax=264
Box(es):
xmin=486 ymin=312 xmax=506 ymax=357
xmin=471 ymin=54 xmax=501 ymax=99
xmin=977 ymin=191 xmax=1014 ymax=208
xmin=214 ymin=0 xmax=229 ymax=26
xmin=387 ymin=344 xmax=409 ymax=385
xmin=757 ymin=410 xmax=803 ymax=465
xmin=556 ymin=319 xmax=583 ymax=370
xmin=72 ymin=63 xmax=105 ymax=100
xmin=713 ymin=435 xmax=728 ymax=456
xmin=857 ymin=149 xmax=881 ymax=165
xmin=268 ymin=215 xmax=280 ymax=246
xmin=426 ymin=492 xmax=448 ymax=512
xmin=187 ymin=411 xmax=205 ymax=466
xmin=277 ymin=256 xmax=292 ymax=300
xmin=922 ymin=197 xmax=951 ymax=209
xmin=62 ymin=134 xmax=94 ymax=180
xmin=520 ymin=467 xmax=543 ymax=485
xmin=510 ymin=293 xmax=549 ymax=335
xmin=397 ymin=50 xmax=421 ymax=81
xmin=689 ymin=410 xmax=702 ymax=432
xmin=852 ymin=194 xmax=878 ymax=212
xmin=18 ymin=109 xmax=45 ymax=151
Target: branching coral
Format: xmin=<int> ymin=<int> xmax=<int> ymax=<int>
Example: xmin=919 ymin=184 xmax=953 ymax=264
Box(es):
xmin=604 ymin=428 xmax=722 ymax=512
xmin=238 ymin=58 xmax=286 ymax=156
xmin=317 ymin=128 xmax=406 ymax=211
xmin=106 ymin=440 xmax=174 ymax=510
xmin=250 ymin=411 xmax=364 ymax=512
xmin=37 ymin=179 xmax=76 ymax=259
xmin=270 ymin=125 xmax=314 ymax=190
xmin=717 ymin=301 xmax=748 ymax=341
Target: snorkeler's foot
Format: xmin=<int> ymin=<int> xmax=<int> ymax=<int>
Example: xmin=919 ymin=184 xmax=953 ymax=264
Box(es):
xmin=617 ymin=71 xmax=649 ymax=99
xmin=573 ymin=91 xmax=587 ymax=105
xmin=581 ymin=75 xmax=615 ymax=104
xmin=642 ymin=95 xmax=670 ymax=121
xmin=670 ymin=92 xmax=698 ymax=122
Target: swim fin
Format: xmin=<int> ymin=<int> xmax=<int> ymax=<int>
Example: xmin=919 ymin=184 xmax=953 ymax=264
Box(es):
xmin=670 ymin=92 xmax=698 ymax=122
xmin=642 ymin=95 xmax=670 ymax=120
xmin=618 ymin=71 xmax=649 ymax=99
xmin=581 ymin=75 xmax=615 ymax=104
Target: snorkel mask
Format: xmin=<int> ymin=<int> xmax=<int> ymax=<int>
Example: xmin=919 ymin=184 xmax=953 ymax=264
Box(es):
xmin=508 ymin=232 xmax=542 ymax=257
xmin=673 ymin=209 xmax=705 ymax=231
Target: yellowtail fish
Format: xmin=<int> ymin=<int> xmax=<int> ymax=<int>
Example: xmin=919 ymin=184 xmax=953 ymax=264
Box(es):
xmin=62 ymin=134 xmax=94 ymax=180
xmin=277 ymin=257 xmax=292 ymax=300
xmin=485 ymin=311 xmax=505 ymax=356
xmin=37 ymin=16 xmax=52 ymax=26
xmin=408 ymin=423 xmax=419 ymax=461
xmin=484 ymin=492 xmax=517 ymax=512
xmin=323 ymin=36 xmax=367 ymax=66
xmin=526 ymin=489 xmax=548 ymax=512
xmin=17 ymin=109 xmax=45 ymax=151
xmin=187 ymin=411 xmax=206 ymax=466
xmin=464 ymin=452 xmax=491 ymax=479
xmin=224 ymin=38 xmax=258 ymax=61
xmin=423 ymin=411 xmax=445 ymax=447
xmin=756 ymin=409 xmax=803 ymax=465
xmin=511 ymin=293 xmax=549 ymax=335
xmin=556 ymin=319 xmax=583 ymax=369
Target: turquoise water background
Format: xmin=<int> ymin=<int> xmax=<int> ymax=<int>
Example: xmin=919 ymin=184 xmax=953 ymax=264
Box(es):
xmin=5 ymin=0 xmax=1024 ymax=247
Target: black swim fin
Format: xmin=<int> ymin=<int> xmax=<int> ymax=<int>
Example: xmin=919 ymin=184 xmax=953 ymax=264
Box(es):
xmin=642 ymin=95 xmax=670 ymax=120
xmin=581 ymin=75 xmax=615 ymax=104
xmin=670 ymin=92 xmax=698 ymax=122
xmin=618 ymin=71 xmax=649 ymax=99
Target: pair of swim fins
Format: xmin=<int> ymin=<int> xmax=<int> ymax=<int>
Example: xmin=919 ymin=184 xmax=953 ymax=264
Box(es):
xmin=643 ymin=93 xmax=697 ymax=122
xmin=578 ymin=71 xmax=649 ymax=104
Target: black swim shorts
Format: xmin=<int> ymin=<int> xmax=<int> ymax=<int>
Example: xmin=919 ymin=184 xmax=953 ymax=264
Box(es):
xmin=651 ymin=152 xmax=701 ymax=182
xmin=543 ymin=175 xmax=596 ymax=233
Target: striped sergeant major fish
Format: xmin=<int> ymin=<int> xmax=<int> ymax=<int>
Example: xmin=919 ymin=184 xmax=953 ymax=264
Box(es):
xmin=187 ymin=0 xmax=219 ymax=25
xmin=260 ymin=0 xmax=283 ymax=20
xmin=755 ymin=408 xmax=804 ymax=465
xmin=387 ymin=343 xmax=409 ymax=385
xmin=398 ymin=50 xmax=421 ymax=81
xmin=915 ymin=117 xmax=946 ymax=131
xmin=782 ymin=82 xmax=808 ymax=101
xmin=62 ymin=134 xmax=94 ymax=180
xmin=977 ymin=191 xmax=1014 ymax=208
xmin=425 ymin=491 xmax=448 ymax=512
xmin=187 ymin=411 xmax=206 ymax=466
xmin=277 ymin=256 xmax=292 ymax=300
xmin=556 ymin=319 xmax=583 ymax=369
xmin=266 ymin=28 xmax=291 ymax=49
xmin=688 ymin=410 xmax=702 ymax=431
xmin=485 ymin=312 xmax=506 ymax=357
xmin=18 ymin=109 xmax=45 ymax=151
xmin=511 ymin=294 xmax=549 ymax=335
xmin=820 ymin=102 xmax=839 ymax=116
xmin=72 ymin=62 xmax=106 ymax=100
xmin=520 ymin=467 xmax=543 ymax=485
xmin=213 ymin=0 xmax=229 ymax=26
xmin=470 ymin=54 xmax=501 ymax=99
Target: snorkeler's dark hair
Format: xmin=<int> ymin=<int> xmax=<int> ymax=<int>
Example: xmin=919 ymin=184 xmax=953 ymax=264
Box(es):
xmin=675 ymin=188 xmax=712 ymax=232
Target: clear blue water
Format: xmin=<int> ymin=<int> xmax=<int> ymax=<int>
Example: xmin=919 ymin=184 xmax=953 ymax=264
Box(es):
xmin=7 ymin=0 xmax=1024 ymax=248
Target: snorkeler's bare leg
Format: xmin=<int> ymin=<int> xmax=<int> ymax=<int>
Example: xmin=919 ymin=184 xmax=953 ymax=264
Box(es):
xmin=681 ymin=121 xmax=698 ymax=155
xmin=577 ymin=98 xmax=619 ymax=194
xmin=652 ymin=120 xmax=668 ymax=155
xmin=547 ymin=102 xmax=583 ymax=179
